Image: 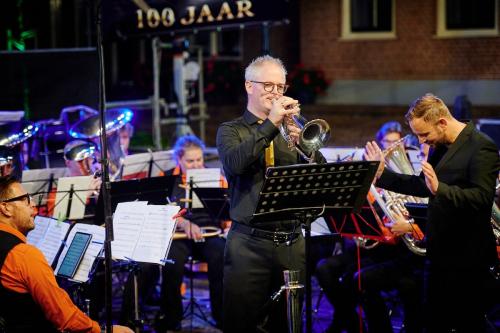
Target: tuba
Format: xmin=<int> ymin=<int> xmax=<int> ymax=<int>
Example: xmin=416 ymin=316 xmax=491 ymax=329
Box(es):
xmin=279 ymin=107 xmax=331 ymax=163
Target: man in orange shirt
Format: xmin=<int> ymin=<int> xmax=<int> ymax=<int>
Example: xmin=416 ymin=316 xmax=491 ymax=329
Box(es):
xmin=0 ymin=175 xmax=132 ymax=333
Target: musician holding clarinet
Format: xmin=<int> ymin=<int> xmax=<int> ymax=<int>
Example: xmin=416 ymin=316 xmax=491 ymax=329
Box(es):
xmin=216 ymin=55 xmax=326 ymax=333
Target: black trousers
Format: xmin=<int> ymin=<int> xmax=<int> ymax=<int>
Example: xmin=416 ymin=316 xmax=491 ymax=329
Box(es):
xmin=223 ymin=226 xmax=305 ymax=333
xmin=357 ymin=258 xmax=424 ymax=333
xmin=160 ymin=237 xmax=225 ymax=328
xmin=425 ymin=266 xmax=495 ymax=333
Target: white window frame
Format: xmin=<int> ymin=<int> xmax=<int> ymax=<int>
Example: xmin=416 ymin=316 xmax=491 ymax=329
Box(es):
xmin=341 ymin=0 xmax=396 ymax=40
xmin=436 ymin=0 xmax=499 ymax=38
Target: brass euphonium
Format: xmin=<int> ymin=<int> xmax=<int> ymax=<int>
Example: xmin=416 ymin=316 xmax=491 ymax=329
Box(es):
xmin=381 ymin=136 xmax=427 ymax=255
xmin=357 ymin=137 xmax=427 ymax=255
xmin=279 ymin=106 xmax=331 ymax=163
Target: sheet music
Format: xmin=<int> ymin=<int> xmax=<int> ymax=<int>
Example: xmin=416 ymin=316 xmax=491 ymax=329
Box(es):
xmin=186 ymin=168 xmax=221 ymax=209
xmin=55 ymin=223 xmax=105 ymax=283
xmin=27 ymin=216 xmax=70 ymax=266
xmin=22 ymin=168 xmax=67 ymax=204
xmin=132 ymin=205 xmax=179 ymax=264
xmin=309 ymin=217 xmax=332 ymax=236
xmin=151 ymin=151 xmax=176 ymax=177
xmin=27 ymin=216 xmax=51 ymax=246
xmin=111 ymin=202 xmax=179 ymax=264
xmin=111 ymin=201 xmax=149 ymax=260
xmin=122 ymin=152 xmax=152 ymax=179
xmin=121 ymin=150 xmax=176 ymax=179
xmin=320 ymin=147 xmax=365 ymax=162
xmin=52 ymin=176 xmax=93 ymax=220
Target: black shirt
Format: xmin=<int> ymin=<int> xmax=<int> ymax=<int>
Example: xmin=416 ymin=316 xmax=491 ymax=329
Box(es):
xmin=216 ymin=110 xmax=326 ymax=228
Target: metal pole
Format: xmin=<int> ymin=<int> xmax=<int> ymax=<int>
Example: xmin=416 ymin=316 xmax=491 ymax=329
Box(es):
xmin=95 ymin=2 xmax=113 ymax=332
xmin=152 ymin=37 xmax=162 ymax=150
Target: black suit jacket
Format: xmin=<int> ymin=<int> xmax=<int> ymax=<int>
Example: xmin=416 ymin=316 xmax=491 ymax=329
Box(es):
xmin=378 ymin=122 xmax=500 ymax=270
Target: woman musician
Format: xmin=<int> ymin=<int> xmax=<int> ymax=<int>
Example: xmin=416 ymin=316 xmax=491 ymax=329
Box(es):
xmin=155 ymin=134 xmax=227 ymax=331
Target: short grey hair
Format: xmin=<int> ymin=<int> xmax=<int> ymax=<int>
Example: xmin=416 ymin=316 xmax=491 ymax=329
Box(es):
xmin=244 ymin=55 xmax=287 ymax=81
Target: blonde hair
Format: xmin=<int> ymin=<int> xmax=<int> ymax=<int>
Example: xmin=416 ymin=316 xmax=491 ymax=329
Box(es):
xmin=405 ymin=93 xmax=452 ymax=123
xmin=244 ymin=55 xmax=287 ymax=81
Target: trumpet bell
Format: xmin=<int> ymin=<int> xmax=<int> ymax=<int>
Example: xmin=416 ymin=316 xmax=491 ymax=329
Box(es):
xmin=300 ymin=118 xmax=331 ymax=153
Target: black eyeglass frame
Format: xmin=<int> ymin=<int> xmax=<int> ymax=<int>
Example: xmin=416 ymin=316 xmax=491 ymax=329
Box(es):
xmin=249 ymin=80 xmax=289 ymax=94
xmin=0 ymin=193 xmax=32 ymax=205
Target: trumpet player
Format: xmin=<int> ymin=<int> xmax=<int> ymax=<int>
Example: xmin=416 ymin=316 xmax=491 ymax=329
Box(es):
xmin=365 ymin=93 xmax=500 ymax=333
xmin=217 ymin=55 xmax=326 ymax=333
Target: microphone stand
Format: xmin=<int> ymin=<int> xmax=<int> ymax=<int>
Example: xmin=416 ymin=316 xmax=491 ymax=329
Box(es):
xmin=95 ymin=2 xmax=114 ymax=332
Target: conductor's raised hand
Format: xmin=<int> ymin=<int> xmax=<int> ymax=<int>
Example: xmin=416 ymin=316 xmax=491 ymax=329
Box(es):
xmin=364 ymin=141 xmax=385 ymax=180
xmin=268 ymin=96 xmax=300 ymax=129
xmin=421 ymin=161 xmax=439 ymax=195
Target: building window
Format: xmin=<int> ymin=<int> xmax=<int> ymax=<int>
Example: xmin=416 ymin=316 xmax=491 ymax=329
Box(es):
xmin=341 ymin=0 xmax=396 ymax=40
xmin=437 ymin=0 xmax=498 ymax=37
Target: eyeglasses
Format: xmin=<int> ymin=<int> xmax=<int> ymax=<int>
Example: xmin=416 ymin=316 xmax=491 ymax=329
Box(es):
xmin=0 ymin=193 xmax=32 ymax=205
xmin=381 ymin=139 xmax=400 ymax=145
xmin=250 ymin=81 xmax=289 ymax=94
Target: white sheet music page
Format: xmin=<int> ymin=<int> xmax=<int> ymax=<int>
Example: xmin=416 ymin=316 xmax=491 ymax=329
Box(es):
xmin=111 ymin=201 xmax=149 ymax=260
xmin=151 ymin=151 xmax=176 ymax=177
xmin=54 ymin=223 xmax=105 ymax=283
xmin=22 ymin=168 xmax=67 ymax=205
xmin=52 ymin=176 xmax=93 ymax=220
xmin=27 ymin=215 xmax=52 ymax=247
xmin=122 ymin=152 xmax=151 ymax=179
xmin=27 ymin=216 xmax=70 ymax=266
xmin=186 ymin=168 xmax=221 ymax=209
xmin=132 ymin=205 xmax=180 ymax=264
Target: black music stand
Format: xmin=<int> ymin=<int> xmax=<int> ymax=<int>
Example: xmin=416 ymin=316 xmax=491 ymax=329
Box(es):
xmin=52 ymin=187 xmax=96 ymax=221
xmin=252 ymin=161 xmax=379 ymax=333
xmin=94 ymin=175 xmax=176 ymax=224
xmin=191 ymin=187 xmax=230 ymax=222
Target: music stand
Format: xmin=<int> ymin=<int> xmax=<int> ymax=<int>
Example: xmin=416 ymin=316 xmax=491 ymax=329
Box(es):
xmin=252 ymin=161 xmax=379 ymax=333
xmin=121 ymin=151 xmax=176 ymax=180
xmin=94 ymin=175 xmax=177 ymax=223
xmin=94 ymin=175 xmax=176 ymax=331
xmin=191 ymin=187 xmax=230 ymax=223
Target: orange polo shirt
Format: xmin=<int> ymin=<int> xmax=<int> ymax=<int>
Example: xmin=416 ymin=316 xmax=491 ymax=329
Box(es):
xmin=0 ymin=223 xmax=100 ymax=333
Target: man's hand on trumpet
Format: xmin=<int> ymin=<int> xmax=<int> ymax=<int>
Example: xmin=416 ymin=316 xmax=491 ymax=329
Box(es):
xmin=268 ymin=96 xmax=300 ymax=127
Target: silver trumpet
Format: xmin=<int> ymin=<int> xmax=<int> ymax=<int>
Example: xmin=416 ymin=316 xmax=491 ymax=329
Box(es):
xmin=279 ymin=106 xmax=331 ymax=163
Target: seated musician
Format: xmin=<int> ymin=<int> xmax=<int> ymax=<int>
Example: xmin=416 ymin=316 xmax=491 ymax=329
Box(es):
xmin=0 ymin=175 xmax=132 ymax=333
xmin=42 ymin=140 xmax=101 ymax=218
xmin=156 ymin=134 xmax=227 ymax=331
